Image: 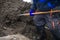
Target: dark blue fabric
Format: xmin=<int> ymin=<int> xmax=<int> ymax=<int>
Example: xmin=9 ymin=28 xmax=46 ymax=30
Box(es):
xmin=33 ymin=15 xmax=46 ymax=27
xmin=32 ymin=0 xmax=37 ymax=10
xmin=47 ymin=2 xmax=55 ymax=9
xmin=50 ymin=30 xmax=60 ymax=40
xmin=33 ymin=14 xmax=60 ymax=40
xmin=48 ymin=0 xmax=60 ymax=6
xmin=30 ymin=0 xmax=60 ymax=40
xmin=30 ymin=0 xmax=60 ymax=11
xmin=39 ymin=0 xmax=46 ymax=3
xmin=37 ymin=0 xmax=56 ymax=11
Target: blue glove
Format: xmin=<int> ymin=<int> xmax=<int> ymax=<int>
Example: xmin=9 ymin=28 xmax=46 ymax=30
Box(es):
xmin=30 ymin=9 xmax=35 ymax=16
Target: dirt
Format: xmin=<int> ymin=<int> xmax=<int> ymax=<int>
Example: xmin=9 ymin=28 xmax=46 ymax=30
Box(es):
xmin=0 ymin=0 xmax=54 ymax=40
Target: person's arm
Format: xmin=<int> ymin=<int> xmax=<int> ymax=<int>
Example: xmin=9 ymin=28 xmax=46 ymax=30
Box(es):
xmin=30 ymin=0 xmax=37 ymax=16
xmin=47 ymin=0 xmax=60 ymax=9
xmin=55 ymin=0 xmax=60 ymax=7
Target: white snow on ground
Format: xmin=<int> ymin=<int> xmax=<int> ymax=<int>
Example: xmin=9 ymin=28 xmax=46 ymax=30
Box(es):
xmin=23 ymin=0 xmax=31 ymax=2
xmin=23 ymin=0 xmax=32 ymax=3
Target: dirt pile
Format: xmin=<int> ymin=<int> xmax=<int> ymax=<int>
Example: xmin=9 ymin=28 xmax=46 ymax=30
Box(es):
xmin=0 ymin=0 xmax=33 ymax=36
xmin=0 ymin=0 xmax=54 ymax=40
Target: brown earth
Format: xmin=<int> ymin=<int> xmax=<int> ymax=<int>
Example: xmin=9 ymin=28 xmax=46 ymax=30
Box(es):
xmin=0 ymin=0 xmax=54 ymax=40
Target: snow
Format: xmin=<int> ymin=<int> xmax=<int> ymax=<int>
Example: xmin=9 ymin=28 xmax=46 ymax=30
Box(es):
xmin=23 ymin=0 xmax=32 ymax=3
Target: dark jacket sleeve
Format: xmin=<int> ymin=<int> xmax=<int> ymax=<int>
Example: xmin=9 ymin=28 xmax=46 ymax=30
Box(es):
xmin=55 ymin=0 xmax=60 ymax=6
xmin=48 ymin=0 xmax=60 ymax=7
xmin=31 ymin=0 xmax=37 ymax=11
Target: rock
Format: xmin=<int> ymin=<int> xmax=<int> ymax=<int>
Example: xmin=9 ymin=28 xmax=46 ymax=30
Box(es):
xmin=0 ymin=34 xmax=31 ymax=40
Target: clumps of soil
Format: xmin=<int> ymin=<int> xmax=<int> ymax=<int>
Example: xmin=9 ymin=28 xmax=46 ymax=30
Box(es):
xmin=0 ymin=0 xmax=53 ymax=40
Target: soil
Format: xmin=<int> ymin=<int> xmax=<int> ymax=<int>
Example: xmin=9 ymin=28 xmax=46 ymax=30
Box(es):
xmin=0 ymin=0 xmax=56 ymax=40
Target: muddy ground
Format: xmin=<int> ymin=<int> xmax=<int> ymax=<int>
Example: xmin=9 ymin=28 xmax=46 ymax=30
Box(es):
xmin=0 ymin=0 xmax=55 ymax=40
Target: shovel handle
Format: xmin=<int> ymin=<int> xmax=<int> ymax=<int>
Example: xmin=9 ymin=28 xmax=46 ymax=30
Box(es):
xmin=19 ymin=10 xmax=60 ymax=16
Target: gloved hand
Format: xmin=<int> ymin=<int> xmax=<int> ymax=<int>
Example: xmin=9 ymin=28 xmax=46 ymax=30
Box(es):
xmin=30 ymin=9 xmax=35 ymax=16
